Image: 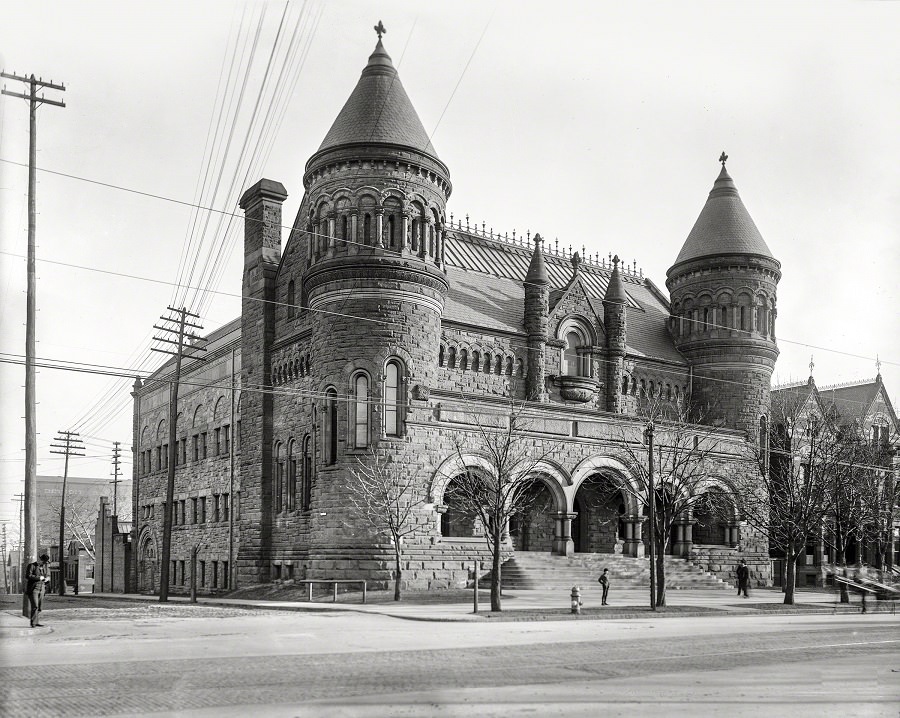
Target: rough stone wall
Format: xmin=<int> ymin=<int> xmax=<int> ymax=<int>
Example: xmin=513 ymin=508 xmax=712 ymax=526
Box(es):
xmin=437 ymin=327 xmax=527 ymax=399
xmin=133 ymin=341 xmax=241 ymax=595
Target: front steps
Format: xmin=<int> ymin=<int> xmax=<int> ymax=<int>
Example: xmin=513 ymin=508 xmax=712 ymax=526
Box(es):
xmin=483 ymin=552 xmax=731 ymax=591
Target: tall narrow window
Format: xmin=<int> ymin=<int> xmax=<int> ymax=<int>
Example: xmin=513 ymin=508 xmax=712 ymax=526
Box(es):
xmin=302 ymin=435 xmax=312 ymax=510
xmin=352 ymin=374 xmax=370 ymax=448
xmin=563 ymin=331 xmax=580 ymax=376
xmin=287 ymin=280 xmax=296 ymax=319
xmin=324 ymin=389 xmax=338 ymax=465
xmin=364 ymin=214 xmax=372 ymax=244
xmin=384 ymin=360 xmax=402 ymax=437
xmin=287 ymin=441 xmax=296 ymax=511
xmin=274 ymin=443 xmax=284 ymax=514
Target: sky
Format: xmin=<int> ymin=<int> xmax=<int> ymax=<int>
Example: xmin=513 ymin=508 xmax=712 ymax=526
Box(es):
xmin=1 ymin=1 xmax=898 ymax=540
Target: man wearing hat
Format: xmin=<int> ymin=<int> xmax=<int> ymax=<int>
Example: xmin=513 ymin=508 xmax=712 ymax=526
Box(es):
xmin=26 ymin=553 xmax=51 ymax=627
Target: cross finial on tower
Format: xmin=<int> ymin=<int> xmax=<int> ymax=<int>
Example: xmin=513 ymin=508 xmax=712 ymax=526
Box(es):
xmin=719 ymin=151 xmax=728 ymax=167
xmin=876 ymin=354 xmax=882 ymax=377
xmin=374 ymin=20 xmax=386 ymax=39
xmin=809 ymin=355 xmax=815 ymax=378
xmin=612 ymin=254 xmax=620 ymax=269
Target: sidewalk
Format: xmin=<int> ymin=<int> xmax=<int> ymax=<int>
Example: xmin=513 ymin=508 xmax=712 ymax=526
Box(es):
xmin=1 ymin=585 xmax=874 ymax=629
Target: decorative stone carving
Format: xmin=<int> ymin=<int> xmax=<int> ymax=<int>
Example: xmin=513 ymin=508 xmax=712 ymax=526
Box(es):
xmin=555 ymin=375 xmax=599 ymax=403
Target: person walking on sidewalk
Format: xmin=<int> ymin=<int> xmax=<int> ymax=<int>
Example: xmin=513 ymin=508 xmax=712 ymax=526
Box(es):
xmin=736 ymin=559 xmax=750 ymax=598
xmin=598 ymin=568 xmax=610 ymax=605
xmin=26 ymin=554 xmax=51 ymax=627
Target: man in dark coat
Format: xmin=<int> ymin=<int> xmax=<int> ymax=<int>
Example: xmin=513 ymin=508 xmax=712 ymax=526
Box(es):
xmin=26 ymin=553 xmax=51 ymax=627
xmin=599 ymin=568 xmax=610 ymax=605
xmin=736 ymin=559 xmax=750 ymax=598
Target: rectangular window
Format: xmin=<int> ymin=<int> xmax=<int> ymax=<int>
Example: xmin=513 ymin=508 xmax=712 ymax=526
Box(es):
xmin=199 ymin=560 xmax=206 ymax=587
xmin=223 ymin=493 xmax=230 ymax=521
xmin=181 ymin=439 xmax=187 ymax=465
xmin=180 ymin=500 xmax=186 ymax=525
xmin=179 ymin=560 xmax=186 ymax=586
xmin=222 ymin=561 xmax=229 ymax=589
xmin=171 ymin=561 xmax=177 ymax=585
xmin=223 ymin=424 xmax=230 ymax=453
xmin=193 ymin=435 xmax=199 ymax=461
xmin=200 ymin=496 xmax=207 ymax=523
xmin=212 ymin=561 xmax=219 ymax=589
xmin=163 ymin=444 xmax=168 ymax=469
xmin=191 ymin=497 xmax=198 ymax=524
xmin=201 ymin=432 xmax=208 ymax=459
xmin=215 ymin=428 xmax=221 ymax=456
xmin=157 ymin=446 xmax=162 ymax=470
xmin=213 ymin=494 xmax=220 ymax=523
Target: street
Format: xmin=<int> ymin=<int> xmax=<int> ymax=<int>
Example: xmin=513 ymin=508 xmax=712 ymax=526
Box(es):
xmin=1 ymin=597 xmax=898 ymax=717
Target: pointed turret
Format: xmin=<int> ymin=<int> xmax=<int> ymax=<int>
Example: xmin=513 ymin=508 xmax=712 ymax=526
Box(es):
xmin=524 ymin=234 xmax=549 ymax=402
xmin=602 ymin=256 xmax=627 ymax=413
xmin=667 ymin=158 xmax=781 ymax=435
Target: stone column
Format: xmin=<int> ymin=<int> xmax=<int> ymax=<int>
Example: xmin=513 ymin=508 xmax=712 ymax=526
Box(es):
xmin=421 ymin=220 xmax=431 ymax=258
xmin=375 ymin=210 xmax=384 ymax=248
xmin=553 ymin=512 xmax=576 ymax=556
xmin=401 ymin=213 xmax=409 ymax=252
xmin=327 ymin=215 xmax=336 ymax=252
xmin=624 ymin=516 xmax=645 ymax=557
xmin=350 ymin=212 xmax=359 ymax=254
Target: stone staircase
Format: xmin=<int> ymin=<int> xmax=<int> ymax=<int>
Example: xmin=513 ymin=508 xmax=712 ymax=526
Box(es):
xmin=483 ymin=551 xmax=731 ymax=591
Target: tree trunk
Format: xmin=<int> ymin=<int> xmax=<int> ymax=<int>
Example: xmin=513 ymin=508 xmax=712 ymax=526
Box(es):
xmin=393 ymin=546 xmax=402 ymax=602
xmin=655 ymin=534 xmax=667 ymax=607
xmin=491 ymin=525 xmax=502 ymax=612
xmin=784 ymin=547 xmax=797 ymax=605
xmin=837 ymin=548 xmax=849 ymax=604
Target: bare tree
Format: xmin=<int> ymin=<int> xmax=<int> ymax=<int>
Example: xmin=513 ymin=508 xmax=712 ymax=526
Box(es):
xmin=856 ymin=426 xmax=898 ymax=577
xmin=739 ymin=387 xmax=843 ymax=605
xmin=445 ymin=402 xmax=559 ymax=612
xmin=347 ymin=451 xmax=429 ymax=601
xmin=609 ymin=394 xmax=729 ymax=607
xmin=41 ymin=496 xmax=96 ymax=560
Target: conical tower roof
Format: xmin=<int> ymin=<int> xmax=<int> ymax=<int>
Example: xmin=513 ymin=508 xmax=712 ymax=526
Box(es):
xmin=603 ymin=255 xmax=628 ymax=304
xmin=672 ymin=164 xmax=775 ymax=268
xmin=525 ymin=234 xmax=549 ymax=286
xmin=316 ymin=38 xmax=439 ymax=159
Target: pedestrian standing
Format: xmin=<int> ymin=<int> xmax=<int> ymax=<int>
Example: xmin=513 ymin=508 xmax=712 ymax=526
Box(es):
xmin=598 ymin=568 xmax=610 ymax=605
xmin=736 ymin=559 xmax=750 ymax=598
xmin=26 ymin=553 xmax=51 ymax=627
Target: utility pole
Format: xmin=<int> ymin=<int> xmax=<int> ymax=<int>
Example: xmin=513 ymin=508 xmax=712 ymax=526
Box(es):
xmin=646 ymin=422 xmax=657 ymax=612
xmin=152 ymin=307 xmax=205 ymax=601
xmin=110 ymin=441 xmax=122 ymax=593
xmin=50 ymin=431 xmax=84 ymax=595
xmin=1 ymin=72 xmax=66 ymax=593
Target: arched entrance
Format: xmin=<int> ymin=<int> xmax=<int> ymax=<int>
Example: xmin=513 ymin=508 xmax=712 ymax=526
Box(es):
xmin=138 ymin=531 xmax=157 ymax=594
xmin=692 ymin=487 xmax=733 ymax=546
xmin=509 ymin=479 xmax=557 ymax=552
xmin=572 ymin=473 xmax=626 ymax=553
xmin=440 ymin=474 xmax=478 ymax=538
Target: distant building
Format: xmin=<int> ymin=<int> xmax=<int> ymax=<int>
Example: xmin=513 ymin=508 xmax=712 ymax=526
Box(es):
xmin=37 ymin=474 xmax=131 ymax=557
xmin=94 ymin=497 xmax=132 ymax=593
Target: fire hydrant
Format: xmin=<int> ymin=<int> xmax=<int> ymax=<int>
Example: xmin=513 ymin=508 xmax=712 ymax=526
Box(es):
xmin=571 ymin=585 xmax=582 ymax=614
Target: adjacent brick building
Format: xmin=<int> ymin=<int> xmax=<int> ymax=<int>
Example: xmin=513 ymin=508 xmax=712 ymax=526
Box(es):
xmin=132 ymin=34 xmax=791 ymax=595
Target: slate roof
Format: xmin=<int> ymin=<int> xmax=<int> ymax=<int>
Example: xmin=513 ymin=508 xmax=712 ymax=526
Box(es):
xmin=443 ymin=229 xmax=686 ymax=365
xmin=672 ymin=165 xmax=775 ymax=268
xmin=316 ymin=39 xmax=439 ymax=159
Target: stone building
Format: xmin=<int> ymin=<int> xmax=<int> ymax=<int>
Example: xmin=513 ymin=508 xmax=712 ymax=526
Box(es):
xmin=132 ymin=34 xmax=787 ymax=595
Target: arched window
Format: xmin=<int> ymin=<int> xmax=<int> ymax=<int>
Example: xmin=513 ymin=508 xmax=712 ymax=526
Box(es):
xmin=560 ymin=322 xmax=590 ymax=377
xmin=622 ymin=375 xmax=629 ymax=394
xmin=495 ymin=355 xmax=503 ymax=375
xmin=352 ymin=373 xmax=370 ymax=449
xmin=341 ymin=216 xmax=349 ymax=242
xmin=364 ymin=214 xmax=372 ymax=245
xmin=448 ymin=346 xmax=456 ymax=369
xmin=472 ymin=351 xmax=480 ymax=374
xmin=438 ymin=345 xmax=445 ymax=366
xmin=287 ymin=280 xmax=296 ymax=319
xmin=505 ymin=356 xmax=514 ymax=375
xmin=274 ymin=442 xmax=284 ymax=514
xmin=460 ymin=349 xmax=468 ymax=371
xmin=384 ymin=359 xmax=403 ymax=437
xmin=324 ymin=388 xmax=338 ymax=465
xmin=483 ymin=352 xmax=492 ymax=373
xmin=301 ymin=435 xmax=312 ymax=510
xmin=286 ymin=440 xmax=296 ymax=511
xmin=387 ymin=215 xmax=396 ymax=248
xmin=411 ymin=219 xmax=419 ymax=252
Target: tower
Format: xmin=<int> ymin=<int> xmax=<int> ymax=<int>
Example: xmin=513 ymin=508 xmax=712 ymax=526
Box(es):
xmin=293 ymin=32 xmax=451 ymax=565
xmin=666 ymin=159 xmax=780 ymax=434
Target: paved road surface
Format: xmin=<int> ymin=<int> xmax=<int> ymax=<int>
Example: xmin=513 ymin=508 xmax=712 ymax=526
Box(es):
xmin=2 ymin=603 xmax=898 ymax=717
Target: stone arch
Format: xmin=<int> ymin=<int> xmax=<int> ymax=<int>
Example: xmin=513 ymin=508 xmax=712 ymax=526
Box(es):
xmin=137 ymin=524 xmax=159 ymax=594
xmin=429 ymin=453 xmax=495 ymax=504
xmin=192 ymin=404 xmax=204 ymax=428
xmin=213 ymin=395 xmax=227 ymax=423
xmin=140 ymin=425 xmax=150 ymax=449
xmin=570 ymin=455 xmax=643 ymax=514
xmin=156 ymin=419 xmax=167 ymax=441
